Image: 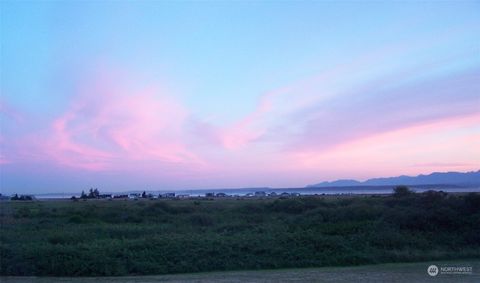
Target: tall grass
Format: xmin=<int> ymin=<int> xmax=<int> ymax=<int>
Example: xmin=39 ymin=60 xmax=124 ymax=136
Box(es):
xmin=1 ymin=191 xmax=479 ymax=276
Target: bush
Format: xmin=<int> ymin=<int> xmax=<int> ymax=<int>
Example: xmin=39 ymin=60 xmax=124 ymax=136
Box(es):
xmin=393 ymin=186 xmax=414 ymax=198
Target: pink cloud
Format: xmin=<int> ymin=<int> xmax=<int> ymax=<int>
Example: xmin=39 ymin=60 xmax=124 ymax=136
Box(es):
xmin=48 ymin=113 xmax=113 ymax=170
xmin=41 ymin=73 xmax=204 ymax=172
xmin=287 ymin=113 xmax=480 ymax=180
xmin=179 ymin=54 xmax=480 ymax=186
xmin=208 ymin=41 xmax=479 ymax=153
xmin=1 ymin=48 xmax=478 ymax=189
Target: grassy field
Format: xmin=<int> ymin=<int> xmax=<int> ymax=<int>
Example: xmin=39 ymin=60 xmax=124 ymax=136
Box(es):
xmin=1 ymin=190 xmax=479 ymax=276
xmin=2 ymin=260 xmax=479 ymax=282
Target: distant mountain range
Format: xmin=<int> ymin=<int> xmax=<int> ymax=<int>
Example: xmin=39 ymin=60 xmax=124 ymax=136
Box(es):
xmin=308 ymin=170 xmax=480 ymax=187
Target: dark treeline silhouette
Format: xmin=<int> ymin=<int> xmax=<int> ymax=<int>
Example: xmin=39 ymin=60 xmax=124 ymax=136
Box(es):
xmin=79 ymin=188 xmax=100 ymax=199
xmin=10 ymin=194 xmax=34 ymax=201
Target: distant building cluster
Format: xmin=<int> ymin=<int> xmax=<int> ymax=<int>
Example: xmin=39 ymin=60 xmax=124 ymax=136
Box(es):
xmin=1 ymin=189 xmax=306 ymax=202
xmin=72 ymin=189 xmax=304 ymax=201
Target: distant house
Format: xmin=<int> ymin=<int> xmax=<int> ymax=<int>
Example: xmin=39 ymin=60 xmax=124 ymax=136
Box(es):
xmin=205 ymin=192 xmax=215 ymax=197
xmin=254 ymin=191 xmax=266 ymax=197
xmin=216 ymin=193 xmax=227 ymax=197
xmin=128 ymin=193 xmax=141 ymax=199
xmin=245 ymin=193 xmax=254 ymax=197
xmin=268 ymin=192 xmax=278 ymax=197
xmin=160 ymin=193 xmax=175 ymax=198
xmin=291 ymin=192 xmax=300 ymax=197
xmin=177 ymin=194 xmax=190 ymax=199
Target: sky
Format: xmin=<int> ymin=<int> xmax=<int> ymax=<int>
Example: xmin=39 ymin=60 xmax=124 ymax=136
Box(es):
xmin=1 ymin=1 xmax=479 ymax=194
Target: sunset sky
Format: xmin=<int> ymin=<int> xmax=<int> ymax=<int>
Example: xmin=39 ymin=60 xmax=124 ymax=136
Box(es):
xmin=1 ymin=1 xmax=479 ymax=194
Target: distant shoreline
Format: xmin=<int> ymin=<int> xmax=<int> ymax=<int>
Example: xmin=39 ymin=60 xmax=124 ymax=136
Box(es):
xmin=15 ymin=184 xmax=480 ymax=200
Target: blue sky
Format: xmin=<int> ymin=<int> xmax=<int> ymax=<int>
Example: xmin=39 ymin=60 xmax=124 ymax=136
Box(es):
xmin=1 ymin=1 xmax=479 ymax=193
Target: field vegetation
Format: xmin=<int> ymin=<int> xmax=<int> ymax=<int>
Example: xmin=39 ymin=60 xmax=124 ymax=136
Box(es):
xmin=1 ymin=188 xmax=479 ymax=276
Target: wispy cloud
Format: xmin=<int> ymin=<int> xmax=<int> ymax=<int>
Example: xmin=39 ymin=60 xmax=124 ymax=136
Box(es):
xmin=34 ymin=72 xmax=204 ymax=171
xmin=1 ymin=44 xmax=478 ymax=189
